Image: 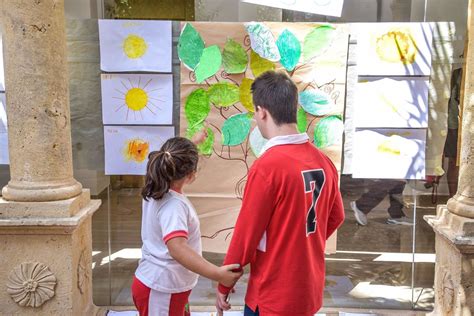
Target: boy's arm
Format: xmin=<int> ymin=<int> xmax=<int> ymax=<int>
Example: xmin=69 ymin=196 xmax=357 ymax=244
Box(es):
xmin=326 ymin=175 xmax=345 ymax=239
xmin=217 ymin=168 xmax=275 ymax=294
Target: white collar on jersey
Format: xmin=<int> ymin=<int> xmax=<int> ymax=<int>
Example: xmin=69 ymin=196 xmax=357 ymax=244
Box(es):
xmin=261 ymin=133 xmax=309 ymax=154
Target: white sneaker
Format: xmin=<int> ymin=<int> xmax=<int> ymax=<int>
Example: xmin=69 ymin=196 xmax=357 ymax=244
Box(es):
xmin=386 ymin=217 xmax=413 ymax=226
xmin=350 ymin=201 xmax=367 ymax=226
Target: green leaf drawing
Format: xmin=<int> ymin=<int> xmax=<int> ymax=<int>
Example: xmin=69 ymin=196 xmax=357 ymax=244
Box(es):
xmin=303 ymin=25 xmax=335 ymax=62
xmin=297 ymin=107 xmax=308 ymax=133
xmin=221 ymin=113 xmax=252 ymax=146
xmin=314 ymin=115 xmax=344 ymax=148
xmin=240 ymin=78 xmax=255 ymax=113
xmin=299 ymin=90 xmax=333 ymax=116
xmin=245 ymin=22 xmax=280 ymax=62
xmin=276 ymin=29 xmax=301 ymax=72
xmin=185 ymin=88 xmax=210 ymax=127
xmin=195 ymin=45 xmax=222 ymax=83
xmin=222 ymin=38 xmax=248 ymax=74
xmin=207 ymin=82 xmax=240 ymax=107
xmin=178 ymin=23 xmax=205 ymax=70
xmin=249 ymin=126 xmax=269 ymax=157
xmin=186 ymin=124 xmax=215 ymax=156
xmin=250 ymin=50 xmax=275 ymax=78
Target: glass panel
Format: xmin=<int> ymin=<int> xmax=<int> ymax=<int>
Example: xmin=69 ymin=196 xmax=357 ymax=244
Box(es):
xmin=91 ymin=187 xmax=112 ymax=306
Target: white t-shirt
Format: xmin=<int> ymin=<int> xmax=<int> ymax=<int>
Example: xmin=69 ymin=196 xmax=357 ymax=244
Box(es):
xmin=135 ymin=190 xmax=202 ymax=293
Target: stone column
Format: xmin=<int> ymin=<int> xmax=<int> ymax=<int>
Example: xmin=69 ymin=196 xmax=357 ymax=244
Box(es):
xmin=425 ymin=1 xmax=474 ymax=315
xmin=0 ymin=1 xmax=101 ymax=315
xmin=1 ymin=0 xmax=82 ymax=202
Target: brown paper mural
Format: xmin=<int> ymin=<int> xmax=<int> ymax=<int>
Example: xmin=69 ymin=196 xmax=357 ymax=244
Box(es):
xmin=179 ymin=22 xmax=349 ymax=253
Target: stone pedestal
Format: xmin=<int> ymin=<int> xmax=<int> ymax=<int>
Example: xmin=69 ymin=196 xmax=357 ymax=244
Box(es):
xmin=425 ymin=206 xmax=474 ymax=315
xmin=0 ymin=191 xmax=101 ymax=315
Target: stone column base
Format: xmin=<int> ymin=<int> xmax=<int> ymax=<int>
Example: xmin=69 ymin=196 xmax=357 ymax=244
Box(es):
xmin=0 ymin=190 xmax=102 ymax=315
xmin=425 ymin=205 xmax=474 ymax=316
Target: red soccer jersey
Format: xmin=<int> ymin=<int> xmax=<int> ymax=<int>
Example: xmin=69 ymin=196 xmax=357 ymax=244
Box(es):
xmin=219 ymin=140 xmax=345 ymax=316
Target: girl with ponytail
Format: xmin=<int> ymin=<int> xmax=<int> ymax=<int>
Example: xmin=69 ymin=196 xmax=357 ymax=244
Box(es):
xmin=132 ymin=136 xmax=242 ymax=316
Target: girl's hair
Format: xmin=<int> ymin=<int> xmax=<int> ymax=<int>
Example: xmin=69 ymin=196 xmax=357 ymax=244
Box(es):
xmin=141 ymin=137 xmax=199 ymax=201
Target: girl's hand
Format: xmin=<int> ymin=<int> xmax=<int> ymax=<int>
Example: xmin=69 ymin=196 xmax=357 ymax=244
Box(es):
xmin=216 ymin=264 xmax=242 ymax=287
xmin=191 ymin=126 xmax=208 ymax=145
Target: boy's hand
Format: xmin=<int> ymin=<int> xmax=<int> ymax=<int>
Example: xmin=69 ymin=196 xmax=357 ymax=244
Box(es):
xmin=191 ymin=126 xmax=208 ymax=145
xmin=216 ymin=290 xmax=230 ymax=316
xmin=216 ymin=263 xmax=242 ymax=287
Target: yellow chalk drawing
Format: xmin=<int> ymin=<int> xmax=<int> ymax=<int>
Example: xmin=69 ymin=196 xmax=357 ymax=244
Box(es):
xmin=123 ymin=34 xmax=148 ymax=59
xmin=377 ymin=137 xmax=401 ymax=156
xmin=375 ymin=28 xmax=417 ymax=64
xmin=114 ymin=76 xmax=164 ymax=121
xmin=124 ymin=139 xmax=149 ymax=162
xmin=126 ymin=88 xmax=148 ymax=111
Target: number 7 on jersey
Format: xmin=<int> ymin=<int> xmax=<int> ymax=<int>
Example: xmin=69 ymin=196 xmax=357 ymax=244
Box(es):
xmin=302 ymin=169 xmax=325 ymax=236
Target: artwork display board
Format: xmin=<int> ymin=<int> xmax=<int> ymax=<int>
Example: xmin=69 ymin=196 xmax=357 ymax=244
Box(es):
xmin=352 ymin=128 xmax=426 ymax=179
xmin=179 ymin=22 xmax=349 ymax=253
xmin=101 ymin=73 xmax=173 ymax=125
xmin=99 ymin=20 xmax=172 ymax=72
xmin=356 ymin=23 xmax=433 ymax=76
xmin=104 ymin=125 xmax=175 ymax=175
xmin=354 ymin=78 xmax=429 ymax=128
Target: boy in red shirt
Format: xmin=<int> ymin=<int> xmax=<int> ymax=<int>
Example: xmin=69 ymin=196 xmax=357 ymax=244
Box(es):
xmin=215 ymin=71 xmax=345 ymax=316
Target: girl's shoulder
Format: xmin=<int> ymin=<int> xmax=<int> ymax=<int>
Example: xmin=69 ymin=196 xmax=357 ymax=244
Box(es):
xmin=146 ymin=191 xmax=190 ymax=215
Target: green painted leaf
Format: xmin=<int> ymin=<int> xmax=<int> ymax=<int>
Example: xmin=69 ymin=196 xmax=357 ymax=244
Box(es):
xmin=250 ymin=50 xmax=275 ymax=78
xmin=222 ymin=38 xmax=248 ymax=74
xmin=185 ymin=88 xmax=210 ymax=127
xmin=303 ymin=25 xmax=335 ymax=62
xmin=207 ymin=82 xmax=240 ymax=107
xmin=221 ymin=113 xmax=252 ymax=146
xmin=314 ymin=115 xmax=344 ymax=148
xmin=297 ymin=107 xmax=308 ymax=133
xmin=299 ymin=90 xmax=332 ymax=116
xmin=186 ymin=124 xmax=215 ymax=156
xmin=240 ymin=78 xmax=255 ymax=113
xmin=195 ymin=45 xmax=222 ymax=83
xmin=178 ymin=23 xmax=205 ymax=70
xmin=276 ymin=29 xmax=301 ymax=72
xmin=249 ymin=126 xmax=269 ymax=157
xmin=245 ymin=22 xmax=280 ymax=62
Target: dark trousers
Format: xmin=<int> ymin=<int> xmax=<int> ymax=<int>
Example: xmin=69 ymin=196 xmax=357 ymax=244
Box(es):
xmin=244 ymin=305 xmax=259 ymax=316
xmin=356 ymin=180 xmax=406 ymax=218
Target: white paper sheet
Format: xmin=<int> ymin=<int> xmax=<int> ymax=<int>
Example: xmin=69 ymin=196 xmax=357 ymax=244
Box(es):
xmin=0 ymin=93 xmax=8 ymax=164
xmin=104 ymin=126 xmax=175 ymax=175
xmin=355 ymin=78 xmax=429 ymax=128
xmin=99 ymin=20 xmax=172 ymax=72
xmin=352 ymin=128 xmax=426 ymax=179
xmin=101 ymin=74 xmax=173 ymax=125
xmin=356 ymin=23 xmax=433 ymax=76
xmin=242 ymin=0 xmax=344 ymax=17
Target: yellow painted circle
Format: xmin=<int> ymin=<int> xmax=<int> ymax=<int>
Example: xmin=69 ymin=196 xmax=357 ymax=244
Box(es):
xmin=375 ymin=29 xmax=417 ymax=64
xmin=125 ymin=88 xmax=148 ymax=111
xmin=123 ymin=34 xmax=148 ymax=59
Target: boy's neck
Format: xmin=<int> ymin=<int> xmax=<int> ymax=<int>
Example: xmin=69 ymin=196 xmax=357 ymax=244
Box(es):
xmin=266 ymin=123 xmax=300 ymax=139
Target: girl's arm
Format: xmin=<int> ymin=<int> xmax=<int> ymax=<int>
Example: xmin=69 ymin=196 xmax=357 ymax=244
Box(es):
xmin=166 ymin=237 xmax=242 ymax=287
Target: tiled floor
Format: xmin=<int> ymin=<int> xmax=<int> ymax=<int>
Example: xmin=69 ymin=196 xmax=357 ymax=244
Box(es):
xmin=91 ymin=176 xmax=438 ymax=312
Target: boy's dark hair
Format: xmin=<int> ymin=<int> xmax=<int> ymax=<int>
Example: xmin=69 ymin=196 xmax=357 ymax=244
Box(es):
xmin=251 ymin=71 xmax=298 ymax=125
xmin=141 ymin=137 xmax=198 ymax=201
